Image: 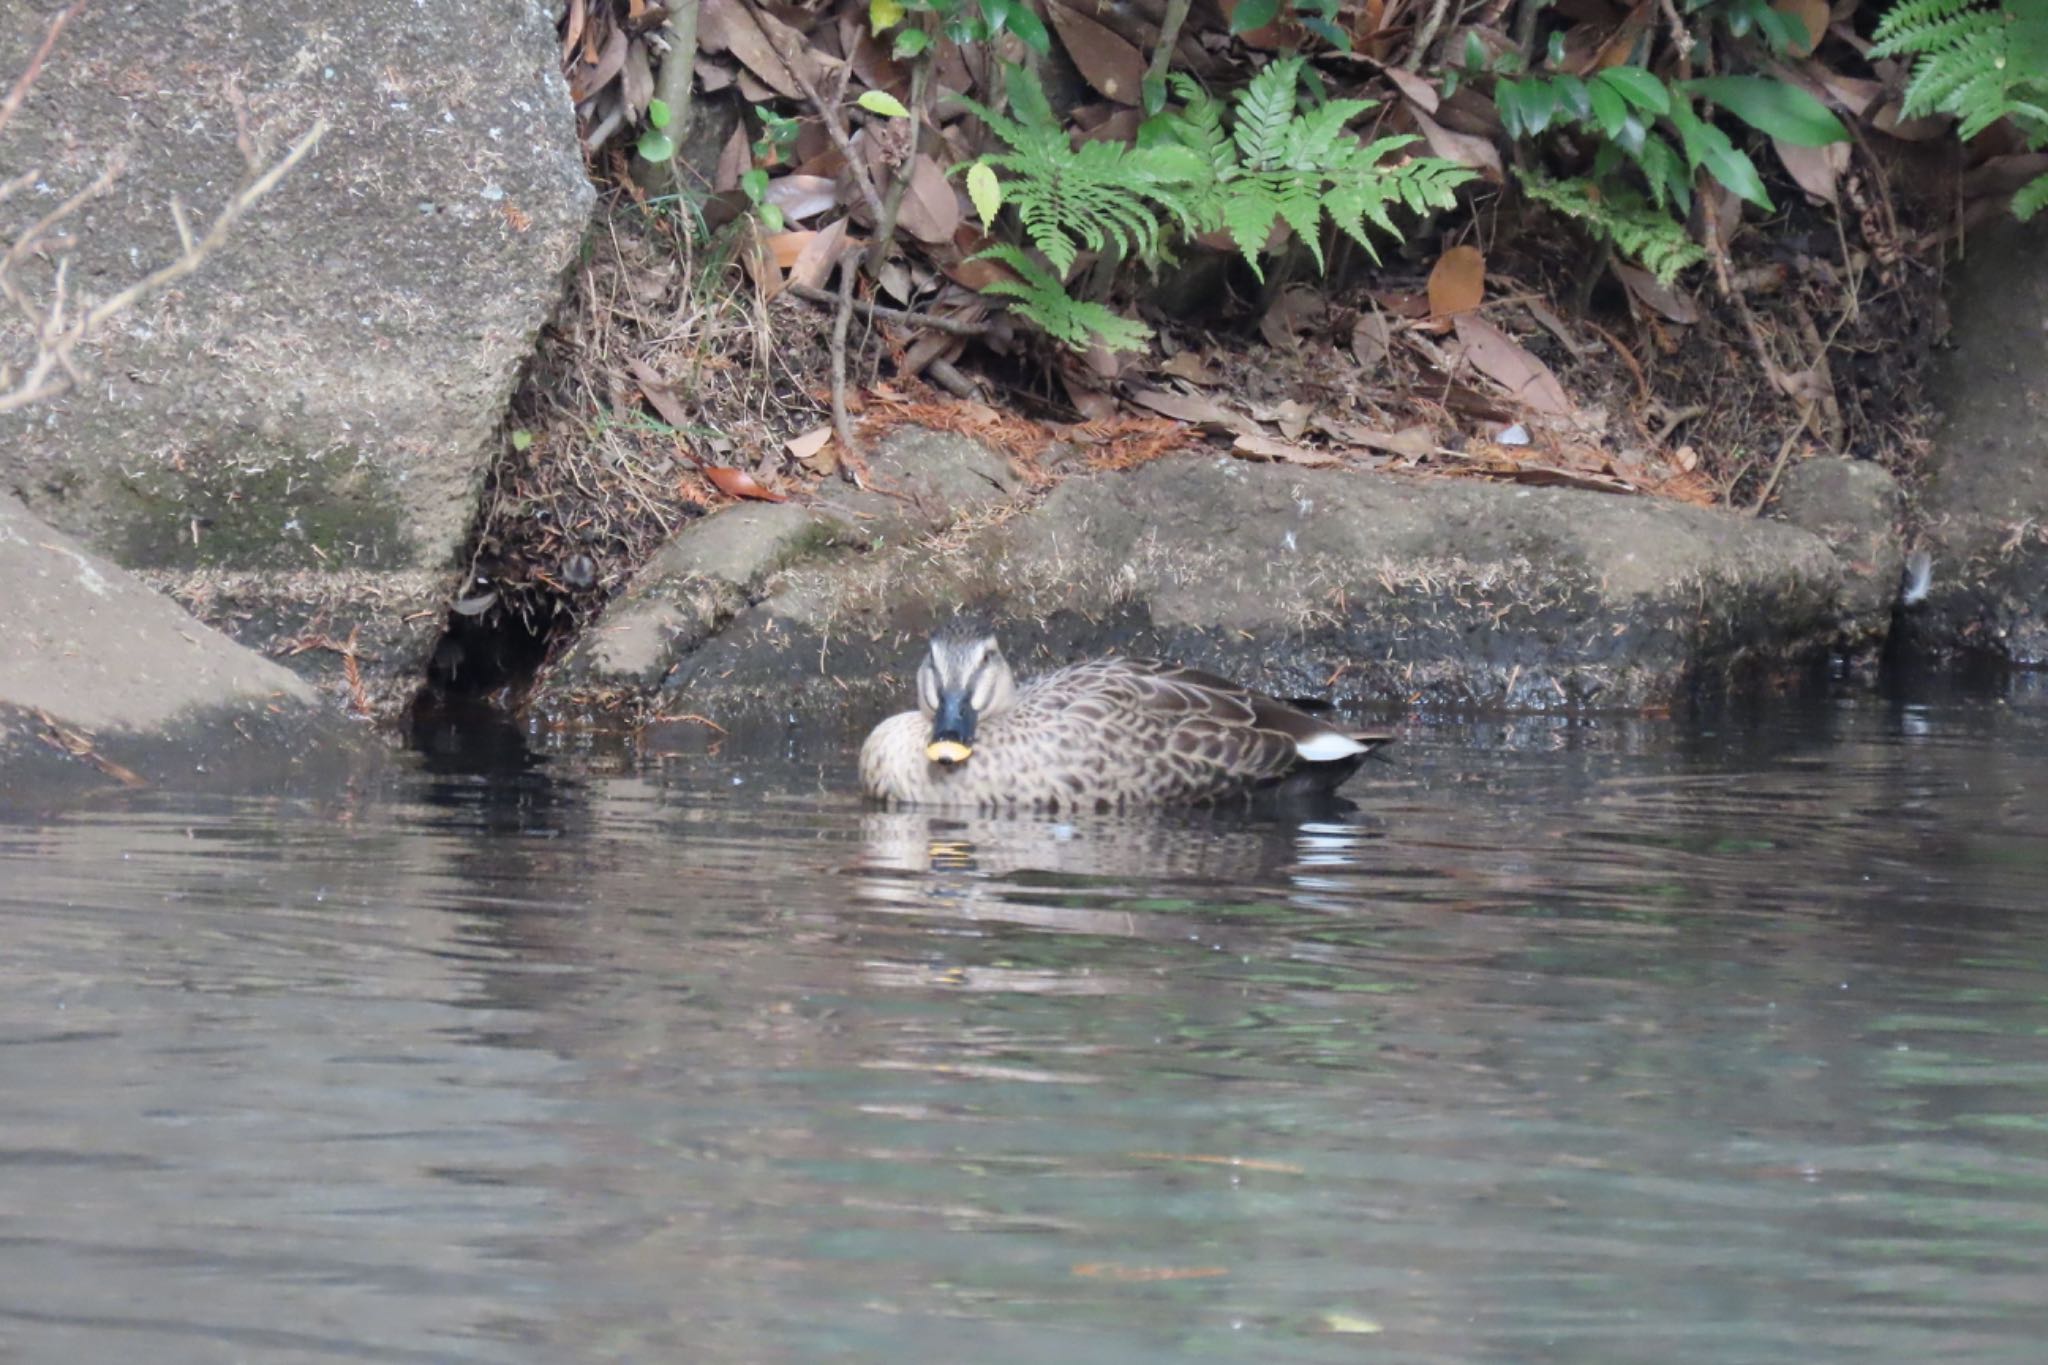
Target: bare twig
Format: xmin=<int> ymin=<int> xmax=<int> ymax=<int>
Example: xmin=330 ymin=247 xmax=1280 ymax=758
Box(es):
xmin=786 ymin=282 xmax=988 ymax=336
xmin=1145 ymin=0 xmax=1193 ymax=93
xmin=0 ymin=119 xmax=328 ymax=415
xmin=1656 ymin=0 xmax=1697 ymax=69
xmin=827 ymin=243 xmax=864 ymax=475
xmin=1406 ymin=0 xmax=1454 ymax=72
xmin=0 ymin=0 xmax=87 ymax=143
xmin=652 ymin=0 xmax=700 ymax=195
xmin=866 ymin=44 xmax=930 ymax=277
xmin=1750 ymin=400 xmax=1817 ymax=515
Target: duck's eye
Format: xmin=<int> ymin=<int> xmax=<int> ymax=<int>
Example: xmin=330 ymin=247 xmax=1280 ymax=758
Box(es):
xmin=968 ymin=660 xmax=999 ymax=712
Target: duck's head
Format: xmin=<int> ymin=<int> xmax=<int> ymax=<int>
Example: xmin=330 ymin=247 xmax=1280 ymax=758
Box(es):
xmin=916 ymin=620 xmax=1017 ymax=766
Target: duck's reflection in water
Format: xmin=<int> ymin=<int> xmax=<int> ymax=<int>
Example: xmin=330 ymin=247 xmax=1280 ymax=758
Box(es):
xmin=846 ymin=806 xmax=1385 ymax=953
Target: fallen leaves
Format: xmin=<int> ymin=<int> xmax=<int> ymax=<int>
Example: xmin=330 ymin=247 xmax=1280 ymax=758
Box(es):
xmin=1453 ymin=313 xmax=1572 ymax=417
xmin=703 ymin=464 xmax=788 ymax=501
xmin=1427 ymin=244 xmax=1486 ymax=318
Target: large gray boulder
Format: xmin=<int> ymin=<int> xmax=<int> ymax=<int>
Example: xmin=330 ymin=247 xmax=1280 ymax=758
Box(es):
xmin=1908 ymin=218 xmax=2048 ymax=664
xmin=538 ymin=430 xmax=1886 ymax=723
xmin=0 ymin=498 xmax=371 ymax=807
xmin=0 ymin=1 xmax=592 ymax=699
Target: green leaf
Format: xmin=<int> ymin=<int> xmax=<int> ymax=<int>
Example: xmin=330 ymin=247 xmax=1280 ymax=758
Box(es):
xmin=648 ymin=98 xmax=671 ymax=130
xmin=1595 ymin=66 xmax=1671 ymax=116
xmin=1680 ymin=75 xmax=1848 ymax=147
xmin=1142 ymin=72 xmax=1167 ymax=117
xmin=1589 ymin=79 xmax=1628 ymax=137
xmin=870 ymin=0 xmax=905 ymax=31
xmin=1669 ymin=98 xmax=1770 ymax=208
xmin=892 ymin=28 xmax=928 ymax=58
xmin=985 ymin=0 xmax=1051 ymax=54
xmin=1495 ymin=79 xmax=1527 ymax=139
xmin=966 ymin=159 xmax=1002 ymax=229
xmin=1556 ymin=74 xmax=1592 ymax=122
xmin=1006 ymin=62 xmax=1058 ymax=131
xmin=858 ymin=91 xmax=910 ymax=118
xmin=758 ymin=203 xmax=785 ymax=233
xmin=637 ymin=128 xmax=676 ymax=164
xmin=1300 ymin=15 xmax=1351 ymax=50
xmin=1230 ymin=0 xmax=1280 ymax=32
xmin=740 ymin=167 xmax=769 ymax=203
xmin=510 ymin=429 xmax=534 ymax=451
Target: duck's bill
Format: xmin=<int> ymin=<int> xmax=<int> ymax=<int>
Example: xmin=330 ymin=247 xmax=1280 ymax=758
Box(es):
xmin=925 ymin=739 xmax=973 ymax=765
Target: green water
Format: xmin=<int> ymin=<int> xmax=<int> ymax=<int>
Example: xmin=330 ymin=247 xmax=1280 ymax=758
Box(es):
xmin=3 ymin=691 xmax=2045 ymax=1363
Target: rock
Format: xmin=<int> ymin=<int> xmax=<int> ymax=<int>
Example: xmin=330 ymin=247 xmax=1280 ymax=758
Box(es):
xmin=537 ymin=429 xmax=1878 ymax=722
xmin=544 ymin=429 xmax=1021 ymax=700
xmin=1909 ymin=218 xmax=2048 ymax=664
xmin=1766 ymin=456 xmax=1905 ymax=647
xmin=0 ymin=0 xmax=593 ymax=699
xmin=0 ymin=499 xmax=372 ymax=808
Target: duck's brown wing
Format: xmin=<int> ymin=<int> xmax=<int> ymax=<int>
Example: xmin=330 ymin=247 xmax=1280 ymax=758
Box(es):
xmin=1015 ymin=658 xmax=1368 ymax=789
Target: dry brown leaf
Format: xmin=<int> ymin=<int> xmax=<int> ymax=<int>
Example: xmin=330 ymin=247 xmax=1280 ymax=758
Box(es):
xmin=1382 ymin=66 xmax=1440 ymax=114
xmin=1311 ymin=415 xmax=1428 ymax=458
xmin=1493 ymin=461 xmax=1636 ymax=494
xmin=1159 ymin=351 xmax=1221 ymax=385
xmin=1454 ymin=314 xmax=1572 ymax=417
xmin=694 ymin=55 xmax=736 ymax=93
xmin=736 ymin=222 xmax=784 ymax=297
xmin=1612 ymin=262 xmax=1699 ymax=324
xmin=1352 ymin=311 xmax=1392 ymax=370
xmin=569 ymin=23 xmax=629 ymax=102
xmin=1774 ymin=138 xmax=1847 ymax=205
xmin=621 ymin=37 xmax=655 ymax=116
xmin=788 ymin=218 xmax=852 ymax=291
xmin=1410 ymin=108 xmax=1503 ymax=182
xmin=697 ymin=0 xmax=819 ymax=102
xmin=1774 ymin=0 xmax=1827 ymax=55
xmin=786 ymin=424 xmax=835 ymax=472
xmin=763 ymin=229 xmax=816 ymax=270
xmin=1339 ymin=422 xmax=1435 ymax=459
xmin=563 ymin=0 xmax=588 ymax=61
xmin=1250 ymin=398 xmax=1313 ymax=441
xmin=1428 ymin=244 xmax=1486 ymax=318
xmin=895 ymin=154 xmax=962 ymax=244
xmin=1045 ymin=3 xmax=1146 ymax=105
xmin=714 ymin=121 xmax=750 ymax=192
xmin=764 ymin=173 xmax=840 ymax=222
xmin=1815 ymin=70 xmax=1882 ymax=118
xmin=1523 ymin=298 xmax=1586 ymax=359
xmin=1233 ymin=432 xmax=1335 ymax=465
xmin=625 ymin=358 xmax=694 ymax=432
xmin=704 ymin=465 xmax=788 ymax=501
xmin=1126 ymin=385 xmax=1259 ymax=437
xmin=1259 ymin=284 xmax=1324 ymax=349
xmin=1963 ymin=151 xmax=2048 ymax=203
xmin=846 ymin=24 xmax=908 ymax=99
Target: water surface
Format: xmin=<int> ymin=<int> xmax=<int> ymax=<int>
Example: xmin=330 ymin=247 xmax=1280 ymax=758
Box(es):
xmin=3 ymin=691 xmax=2046 ymax=1363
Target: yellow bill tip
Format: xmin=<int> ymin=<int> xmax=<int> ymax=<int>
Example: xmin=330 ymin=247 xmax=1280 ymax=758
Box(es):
xmin=925 ymin=740 xmax=973 ymax=765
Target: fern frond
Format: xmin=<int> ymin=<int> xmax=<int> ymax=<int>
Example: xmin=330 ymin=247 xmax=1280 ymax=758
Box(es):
xmin=1234 ymin=58 xmax=1303 ymax=168
xmin=1872 ymin=0 xmax=2048 ymax=153
xmin=1872 ymin=0 xmax=1993 ymax=50
xmin=1521 ymin=175 xmax=1707 ymax=284
xmin=2014 ymin=168 xmax=2048 ymax=218
xmin=974 ymin=245 xmax=1151 ymax=352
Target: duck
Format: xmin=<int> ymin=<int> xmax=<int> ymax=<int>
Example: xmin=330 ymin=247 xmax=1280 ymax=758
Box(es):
xmin=859 ymin=620 xmax=1394 ymax=810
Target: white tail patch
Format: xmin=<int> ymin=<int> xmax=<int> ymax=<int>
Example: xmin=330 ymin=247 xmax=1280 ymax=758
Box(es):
xmin=1295 ymin=732 xmax=1367 ymax=762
